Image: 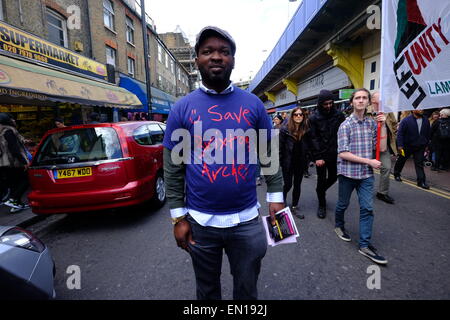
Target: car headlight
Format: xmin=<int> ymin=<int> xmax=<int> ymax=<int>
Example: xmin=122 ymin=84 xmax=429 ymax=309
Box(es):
xmin=0 ymin=227 xmax=45 ymax=253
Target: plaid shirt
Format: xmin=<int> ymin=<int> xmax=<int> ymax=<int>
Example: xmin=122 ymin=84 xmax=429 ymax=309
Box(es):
xmin=337 ymin=114 xmax=377 ymax=179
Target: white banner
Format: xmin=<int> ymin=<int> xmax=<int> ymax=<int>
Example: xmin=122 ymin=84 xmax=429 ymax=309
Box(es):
xmin=380 ymin=0 xmax=450 ymax=112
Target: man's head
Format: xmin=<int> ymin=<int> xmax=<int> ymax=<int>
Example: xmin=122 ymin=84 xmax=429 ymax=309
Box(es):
xmin=440 ymin=108 xmax=450 ymax=118
xmin=350 ymin=88 xmax=371 ymax=113
xmin=54 ymin=117 xmax=65 ymax=128
xmin=195 ymin=26 xmax=235 ymax=91
xmin=371 ymin=91 xmax=380 ymax=112
xmin=281 ymin=112 xmax=287 ymax=119
xmin=317 ymin=89 xmax=334 ymax=113
xmin=0 ymin=112 xmax=13 ymax=126
xmin=89 ymin=112 xmax=100 ymax=122
xmin=412 ymin=109 xmax=424 ymax=118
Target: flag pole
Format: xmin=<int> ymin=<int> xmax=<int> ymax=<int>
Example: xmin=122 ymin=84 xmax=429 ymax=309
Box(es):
xmin=376 ymin=121 xmax=382 ymax=160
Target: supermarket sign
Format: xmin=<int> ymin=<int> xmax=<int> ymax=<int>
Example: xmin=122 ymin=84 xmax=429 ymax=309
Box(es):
xmin=0 ymin=21 xmax=107 ymax=80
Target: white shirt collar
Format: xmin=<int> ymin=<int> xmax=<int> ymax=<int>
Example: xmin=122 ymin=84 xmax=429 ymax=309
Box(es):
xmin=199 ymin=82 xmax=234 ymax=95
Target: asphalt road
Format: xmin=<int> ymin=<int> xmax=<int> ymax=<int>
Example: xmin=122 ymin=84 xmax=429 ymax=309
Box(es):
xmin=34 ymin=172 xmax=450 ymax=300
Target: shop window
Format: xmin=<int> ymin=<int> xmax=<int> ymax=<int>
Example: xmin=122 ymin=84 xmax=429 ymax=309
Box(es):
xmin=126 ymin=16 xmax=134 ymax=44
xmin=103 ymin=0 xmax=115 ymax=30
xmin=46 ymin=9 xmax=68 ymax=47
xmin=127 ymin=57 xmax=135 ymax=78
xmin=106 ymin=45 xmax=116 ymax=67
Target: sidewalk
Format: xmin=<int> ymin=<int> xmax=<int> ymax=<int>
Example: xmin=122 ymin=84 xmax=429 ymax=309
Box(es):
xmin=392 ymin=155 xmax=450 ymax=192
xmin=1 ymin=158 xmax=449 ymax=229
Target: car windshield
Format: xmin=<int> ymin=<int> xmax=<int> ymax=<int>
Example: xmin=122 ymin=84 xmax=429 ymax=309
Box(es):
xmin=33 ymin=127 xmax=123 ymax=166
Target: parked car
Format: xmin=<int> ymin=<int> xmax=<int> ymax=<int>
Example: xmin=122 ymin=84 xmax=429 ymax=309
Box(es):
xmin=27 ymin=121 xmax=166 ymax=214
xmin=0 ymin=225 xmax=55 ymax=299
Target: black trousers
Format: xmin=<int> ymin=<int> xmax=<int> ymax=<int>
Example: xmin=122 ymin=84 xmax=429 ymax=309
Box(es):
xmin=1 ymin=167 xmax=29 ymax=202
xmin=394 ymin=145 xmax=426 ymax=183
xmin=315 ymin=158 xmax=338 ymax=207
xmin=282 ymin=164 xmax=304 ymax=207
xmin=435 ymin=140 xmax=450 ymax=169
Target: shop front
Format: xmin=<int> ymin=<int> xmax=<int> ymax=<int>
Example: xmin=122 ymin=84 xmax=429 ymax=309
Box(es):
xmin=0 ymin=54 xmax=141 ymax=149
xmin=0 ymin=21 xmax=140 ymax=149
xmin=119 ymin=74 xmax=175 ymax=122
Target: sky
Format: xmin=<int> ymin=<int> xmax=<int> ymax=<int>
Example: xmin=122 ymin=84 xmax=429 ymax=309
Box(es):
xmin=145 ymin=0 xmax=302 ymax=83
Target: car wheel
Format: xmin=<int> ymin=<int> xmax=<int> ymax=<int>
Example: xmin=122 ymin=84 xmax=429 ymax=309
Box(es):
xmin=151 ymin=173 xmax=166 ymax=207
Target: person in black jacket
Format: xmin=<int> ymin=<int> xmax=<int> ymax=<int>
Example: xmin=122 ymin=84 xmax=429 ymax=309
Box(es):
xmin=394 ymin=109 xmax=431 ymax=189
xmin=279 ymin=107 xmax=312 ymax=219
xmin=309 ymin=90 xmax=345 ymax=218
xmin=0 ymin=113 xmax=30 ymax=212
xmin=430 ymin=108 xmax=450 ymax=171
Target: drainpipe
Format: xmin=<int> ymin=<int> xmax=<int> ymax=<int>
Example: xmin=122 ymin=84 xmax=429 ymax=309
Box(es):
xmin=18 ymin=0 xmax=24 ymax=24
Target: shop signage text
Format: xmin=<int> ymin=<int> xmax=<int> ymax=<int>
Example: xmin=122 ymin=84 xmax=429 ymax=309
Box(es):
xmin=0 ymin=21 xmax=107 ymax=81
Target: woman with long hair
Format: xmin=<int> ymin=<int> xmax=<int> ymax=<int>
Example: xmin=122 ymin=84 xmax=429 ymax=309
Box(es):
xmin=279 ymin=107 xmax=312 ymax=219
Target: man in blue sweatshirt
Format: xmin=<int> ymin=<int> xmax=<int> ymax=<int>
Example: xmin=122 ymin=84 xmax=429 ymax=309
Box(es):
xmin=163 ymin=26 xmax=284 ymax=300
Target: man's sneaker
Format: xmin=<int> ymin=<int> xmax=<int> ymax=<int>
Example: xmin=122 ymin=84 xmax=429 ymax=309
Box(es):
xmin=334 ymin=227 xmax=351 ymax=242
xmin=3 ymin=199 xmax=22 ymax=209
xmin=358 ymin=245 xmax=388 ymax=265
xmin=10 ymin=203 xmax=30 ymax=213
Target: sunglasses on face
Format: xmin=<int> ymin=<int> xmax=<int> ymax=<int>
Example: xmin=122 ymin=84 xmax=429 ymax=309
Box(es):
xmin=293 ymin=113 xmax=303 ymax=117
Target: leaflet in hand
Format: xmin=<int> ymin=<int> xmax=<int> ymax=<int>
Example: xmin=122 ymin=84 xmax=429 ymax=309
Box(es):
xmin=262 ymin=207 xmax=299 ymax=247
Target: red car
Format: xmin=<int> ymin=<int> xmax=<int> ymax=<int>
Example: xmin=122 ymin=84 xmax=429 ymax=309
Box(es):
xmin=28 ymin=121 xmax=166 ymax=214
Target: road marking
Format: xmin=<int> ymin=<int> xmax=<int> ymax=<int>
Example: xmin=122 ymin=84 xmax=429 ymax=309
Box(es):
xmin=305 ymin=170 xmax=450 ymax=199
xmin=386 ymin=174 xmax=450 ymax=199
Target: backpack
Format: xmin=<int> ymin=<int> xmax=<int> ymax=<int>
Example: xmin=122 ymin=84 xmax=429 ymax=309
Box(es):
xmin=438 ymin=120 xmax=450 ymax=139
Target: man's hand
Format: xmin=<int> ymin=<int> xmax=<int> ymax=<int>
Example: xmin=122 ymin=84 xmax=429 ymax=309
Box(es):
xmin=269 ymin=202 xmax=284 ymax=225
xmin=367 ymin=159 xmax=382 ymax=169
xmin=315 ymin=160 xmax=325 ymax=167
xmin=174 ymin=218 xmax=195 ymax=252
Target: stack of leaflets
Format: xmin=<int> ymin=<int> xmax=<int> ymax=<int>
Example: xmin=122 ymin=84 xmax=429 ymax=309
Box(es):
xmin=262 ymin=207 xmax=299 ymax=247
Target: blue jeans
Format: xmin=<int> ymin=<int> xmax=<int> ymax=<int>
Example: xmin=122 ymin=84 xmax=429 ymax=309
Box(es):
xmin=335 ymin=175 xmax=374 ymax=248
xmin=187 ymin=215 xmax=267 ymax=300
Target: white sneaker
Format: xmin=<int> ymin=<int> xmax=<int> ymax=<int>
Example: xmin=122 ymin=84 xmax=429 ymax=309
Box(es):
xmin=10 ymin=203 xmax=30 ymax=213
xmin=4 ymin=199 xmax=21 ymax=209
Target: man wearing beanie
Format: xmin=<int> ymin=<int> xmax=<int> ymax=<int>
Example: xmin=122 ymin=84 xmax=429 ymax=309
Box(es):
xmin=163 ymin=26 xmax=284 ymax=300
xmin=309 ymin=89 xmax=345 ymax=218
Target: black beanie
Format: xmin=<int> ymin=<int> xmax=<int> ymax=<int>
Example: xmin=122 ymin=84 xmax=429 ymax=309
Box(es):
xmin=317 ymin=90 xmax=334 ymax=106
xmin=0 ymin=112 xmax=13 ymax=126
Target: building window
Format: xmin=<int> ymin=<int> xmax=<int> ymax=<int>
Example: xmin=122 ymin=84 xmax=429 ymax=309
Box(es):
xmin=126 ymin=16 xmax=134 ymax=44
xmin=165 ymin=52 xmax=169 ymax=69
xmin=127 ymin=57 xmax=135 ymax=78
xmin=170 ymin=59 xmax=174 ymax=74
xmin=106 ymin=45 xmax=116 ymax=67
xmin=157 ymin=74 xmax=162 ymax=88
xmin=103 ymin=0 xmax=115 ymax=30
xmin=46 ymin=9 xmax=68 ymax=47
xmin=177 ymin=68 xmax=181 ymax=81
xmin=158 ymin=44 xmax=162 ymax=63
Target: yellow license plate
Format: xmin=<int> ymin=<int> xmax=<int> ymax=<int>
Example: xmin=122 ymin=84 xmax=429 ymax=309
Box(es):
xmin=55 ymin=167 xmax=92 ymax=179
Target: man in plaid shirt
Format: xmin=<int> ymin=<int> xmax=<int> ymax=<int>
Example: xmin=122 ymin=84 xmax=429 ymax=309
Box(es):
xmin=334 ymin=88 xmax=388 ymax=265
